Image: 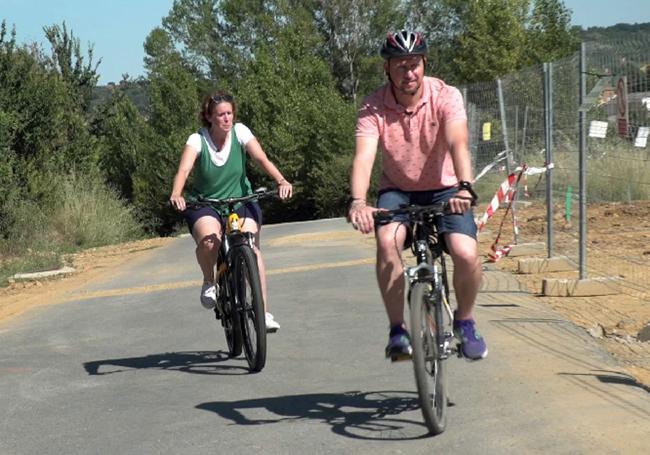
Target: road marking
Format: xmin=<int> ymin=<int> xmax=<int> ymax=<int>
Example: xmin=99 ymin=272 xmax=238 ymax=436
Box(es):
xmin=62 ymin=257 xmax=375 ymax=302
xmin=266 ymin=258 xmax=374 ymax=275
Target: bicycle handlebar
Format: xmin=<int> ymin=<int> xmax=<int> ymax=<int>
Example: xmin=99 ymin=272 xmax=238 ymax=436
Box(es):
xmin=373 ymin=202 xmax=449 ymax=224
xmin=190 ymin=188 xmax=279 ymax=209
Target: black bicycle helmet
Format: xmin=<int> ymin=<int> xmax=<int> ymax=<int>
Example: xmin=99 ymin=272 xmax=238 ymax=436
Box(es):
xmin=380 ymin=30 xmax=427 ymax=59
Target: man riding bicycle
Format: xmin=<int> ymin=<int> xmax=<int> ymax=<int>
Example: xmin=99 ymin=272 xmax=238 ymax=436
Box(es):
xmin=347 ymin=29 xmax=487 ymax=361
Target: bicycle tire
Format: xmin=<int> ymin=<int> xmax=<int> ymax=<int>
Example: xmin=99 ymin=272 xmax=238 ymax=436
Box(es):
xmin=219 ymin=272 xmax=243 ymax=357
xmin=232 ymin=245 xmax=267 ymax=372
xmin=409 ymin=281 xmax=448 ymax=434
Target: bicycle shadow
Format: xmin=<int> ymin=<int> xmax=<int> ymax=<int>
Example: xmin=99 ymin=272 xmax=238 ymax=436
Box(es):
xmin=83 ymin=351 xmax=249 ymax=376
xmin=196 ymin=390 xmax=434 ymax=440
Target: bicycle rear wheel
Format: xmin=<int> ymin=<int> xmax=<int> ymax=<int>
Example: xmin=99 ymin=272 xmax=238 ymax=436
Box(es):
xmin=409 ymin=281 xmax=448 ymax=434
xmin=232 ymin=245 xmax=267 ymax=372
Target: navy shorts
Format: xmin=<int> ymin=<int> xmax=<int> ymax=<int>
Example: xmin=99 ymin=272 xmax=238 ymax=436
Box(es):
xmin=183 ymin=201 xmax=263 ymax=234
xmin=376 ymin=187 xmax=477 ymax=240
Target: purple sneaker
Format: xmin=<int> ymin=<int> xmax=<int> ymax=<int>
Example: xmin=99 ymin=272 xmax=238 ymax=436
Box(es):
xmin=385 ymin=325 xmax=413 ymax=362
xmin=453 ymin=315 xmax=488 ymax=360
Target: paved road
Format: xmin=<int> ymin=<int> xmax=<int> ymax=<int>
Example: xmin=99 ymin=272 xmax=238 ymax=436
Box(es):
xmin=1 ymin=218 xmax=648 ymax=454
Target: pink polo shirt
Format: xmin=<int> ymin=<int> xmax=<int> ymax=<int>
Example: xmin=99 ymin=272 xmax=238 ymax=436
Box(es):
xmin=356 ymin=76 xmax=467 ymax=191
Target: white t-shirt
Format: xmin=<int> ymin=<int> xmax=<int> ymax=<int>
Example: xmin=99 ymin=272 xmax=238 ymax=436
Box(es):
xmin=185 ymin=123 xmax=255 ymax=166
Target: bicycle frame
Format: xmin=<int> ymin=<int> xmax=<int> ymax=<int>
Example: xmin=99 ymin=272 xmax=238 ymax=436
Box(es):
xmin=217 ymin=210 xmax=256 ymax=284
xmin=189 ymin=188 xmax=276 ymax=371
xmin=374 ymin=200 xmax=475 ymax=434
xmin=404 ymin=219 xmax=455 ymax=360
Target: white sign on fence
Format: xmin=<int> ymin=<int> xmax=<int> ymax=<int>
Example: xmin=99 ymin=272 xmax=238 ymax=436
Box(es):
xmin=589 ymin=120 xmax=608 ymax=138
xmin=642 ymin=97 xmax=650 ymax=112
xmin=635 ymin=126 xmax=649 ymax=148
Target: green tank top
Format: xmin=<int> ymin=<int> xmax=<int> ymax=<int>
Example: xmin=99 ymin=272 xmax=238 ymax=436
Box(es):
xmin=188 ymin=128 xmax=253 ymax=214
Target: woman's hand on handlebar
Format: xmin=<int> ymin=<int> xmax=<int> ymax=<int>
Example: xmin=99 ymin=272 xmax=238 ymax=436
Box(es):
xmin=277 ymin=179 xmax=293 ymax=200
xmin=169 ymin=194 xmax=186 ymax=211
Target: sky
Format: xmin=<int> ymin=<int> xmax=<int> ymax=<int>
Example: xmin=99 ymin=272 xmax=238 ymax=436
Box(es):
xmin=1 ymin=0 xmax=649 ymax=85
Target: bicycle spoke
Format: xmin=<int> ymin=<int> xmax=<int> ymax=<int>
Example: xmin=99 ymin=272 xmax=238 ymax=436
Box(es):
xmin=233 ymin=246 xmax=266 ymax=372
xmin=410 ymin=282 xmax=448 ymax=435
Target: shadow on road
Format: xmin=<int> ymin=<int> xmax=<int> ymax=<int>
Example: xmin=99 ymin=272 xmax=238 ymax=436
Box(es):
xmin=196 ymin=390 xmax=435 ymax=440
xmin=559 ymin=370 xmax=650 ymax=394
xmin=83 ymin=351 xmax=249 ymax=375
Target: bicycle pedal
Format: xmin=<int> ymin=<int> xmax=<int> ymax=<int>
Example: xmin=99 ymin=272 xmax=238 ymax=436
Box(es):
xmin=389 ymin=353 xmax=412 ymax=362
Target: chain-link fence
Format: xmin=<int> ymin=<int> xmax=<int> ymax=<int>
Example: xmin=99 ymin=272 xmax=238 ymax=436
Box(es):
xmin=462 ymin=37 xmax=650 ymax=301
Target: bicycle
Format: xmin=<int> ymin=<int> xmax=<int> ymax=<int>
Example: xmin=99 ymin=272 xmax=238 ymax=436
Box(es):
xmin=187 ymin=188 xmax=278 ymax=373
xmin=374 ymin=202 xmax=458 ymax=435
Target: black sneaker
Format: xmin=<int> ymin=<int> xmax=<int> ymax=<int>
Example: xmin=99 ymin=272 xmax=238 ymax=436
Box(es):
xmin=385 ymin=326 xmax=413 ymax=362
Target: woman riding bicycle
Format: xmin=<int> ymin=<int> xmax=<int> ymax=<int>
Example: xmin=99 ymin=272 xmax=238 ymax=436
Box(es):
xmin=169 ymin=91 xmax=293 ymax=332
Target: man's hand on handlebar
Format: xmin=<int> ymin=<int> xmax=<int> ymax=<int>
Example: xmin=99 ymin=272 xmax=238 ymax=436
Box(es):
xmin=348 ymin=200 xmax=379 ymax=234
xmin=448 ymin=191 xmax=474 ymax=214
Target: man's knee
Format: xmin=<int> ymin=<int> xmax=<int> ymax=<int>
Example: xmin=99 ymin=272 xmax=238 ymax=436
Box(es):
xmin=376 ymin=224 xmax=406 ymax=252
xmin=447 ymin=235 xmax=478 ymax=265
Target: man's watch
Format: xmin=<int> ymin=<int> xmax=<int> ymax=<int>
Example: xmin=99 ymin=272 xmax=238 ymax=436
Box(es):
xmin=457 ymin=180 xmax=478 ymax=202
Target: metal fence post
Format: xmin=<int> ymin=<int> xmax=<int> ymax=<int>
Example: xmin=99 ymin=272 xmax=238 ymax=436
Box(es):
xmin=521 ymin=105 xmax=528 ymax=151
xmin=579 ymin=42 xmax=588 ymax=279
xmin=497 ymin=79 xmax=518 ymax=243
xmin=543 ymin=62 xmax=554 ymax=258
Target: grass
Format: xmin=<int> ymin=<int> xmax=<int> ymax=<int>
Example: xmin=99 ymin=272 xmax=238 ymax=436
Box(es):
xmin=0 ymin=172 xmax=143 ymax=287
xmin=480 ymin=137 xmax=650 ymax=203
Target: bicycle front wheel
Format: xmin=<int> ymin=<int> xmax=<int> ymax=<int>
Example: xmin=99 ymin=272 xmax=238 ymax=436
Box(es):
xmin=219 ymin=273 xmax=243 ymax=358
xmin=232 ymin=245 xmax=267 ymax=372
xmin=409 ymin=281 xmax=448 ymax=435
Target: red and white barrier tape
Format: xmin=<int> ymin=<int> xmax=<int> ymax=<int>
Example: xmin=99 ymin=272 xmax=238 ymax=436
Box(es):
xmin=481 ymin=166 xmax=528 ymax=263
xmin=476 ymin=173 xmax=517 ymax=232
xmin=473 ymin=153 xmax=554 ymax=262
xmin=476 ymin=162 xmax=553 ymax=232
xmin=474 ymin=150 xmax=508 ymax=182
xmin=488 ymin=243 xmax=513 ymax=262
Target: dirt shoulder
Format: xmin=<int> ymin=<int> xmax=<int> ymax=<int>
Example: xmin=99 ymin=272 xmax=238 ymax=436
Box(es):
xmin=0 ymin=237 xmax=176 ymax=323
xmin=481 ymin=200 xmax=650 ymax=388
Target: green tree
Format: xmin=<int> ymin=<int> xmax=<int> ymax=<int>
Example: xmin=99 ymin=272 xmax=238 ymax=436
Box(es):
xmin=144 ymin=27 xmax=200 ymax=137
xmin=43 ymin=22 xmax=101 ymax=112
xmin=232 ymin=3 xmax=356 ymax=219
xmin=92 ymin=92 xmax=149 ymax=201
xmin=310 ymin=0 xmax=403 ymax=103
xmin=525 ymin=0 xmax=580 ymax=65
xmin=453 ymin=0 xmax=530 ymax=83
xmin=403 ymin=0 xmax=470 ymax=83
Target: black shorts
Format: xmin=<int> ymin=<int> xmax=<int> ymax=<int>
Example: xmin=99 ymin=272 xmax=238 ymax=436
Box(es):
xmin=183 ymin=201 xmax=263 ymax=233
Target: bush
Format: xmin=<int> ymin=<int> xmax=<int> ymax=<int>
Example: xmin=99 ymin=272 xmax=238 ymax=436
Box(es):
xmin=0 ymin=171 xmax=143 ymax=285
xmin=51 ymin=172 xmax=143 ymax=248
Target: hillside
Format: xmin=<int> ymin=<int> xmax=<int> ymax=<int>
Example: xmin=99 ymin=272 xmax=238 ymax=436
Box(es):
xmin=580 ymin=21 xmax=650 ymax=42
xmin=91 ymin=79 xmax=149 ymax=114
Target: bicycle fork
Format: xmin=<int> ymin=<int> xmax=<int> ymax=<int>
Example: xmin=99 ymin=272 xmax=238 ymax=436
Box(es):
xmin=406 ymin=262 xmax=454 ymax=361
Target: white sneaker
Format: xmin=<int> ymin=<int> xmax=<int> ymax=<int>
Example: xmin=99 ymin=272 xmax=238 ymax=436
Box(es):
xmin=265 ymin=312 xmax=280 ymax=333
xmin=200 ymin=283 xmax=216 ymax=309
